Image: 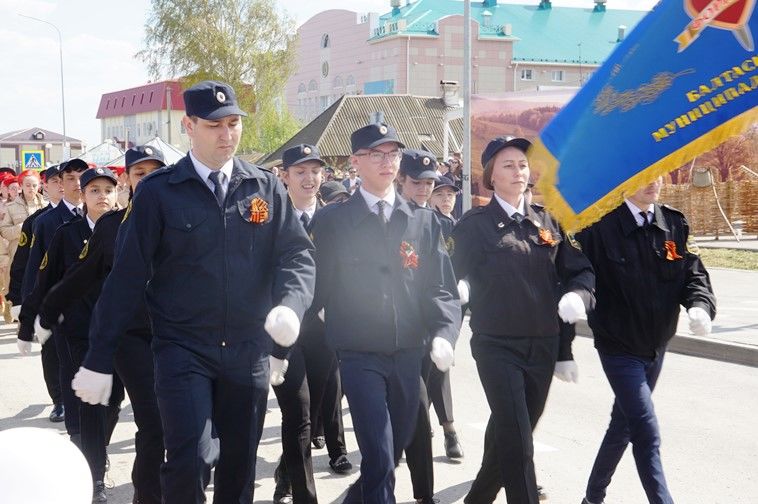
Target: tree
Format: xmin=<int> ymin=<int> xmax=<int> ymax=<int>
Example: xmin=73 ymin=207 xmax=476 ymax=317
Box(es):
xmin=699 ymin=135 xmax=751 ymax=182
xmin=138 ymin=0 xmax=300 ymax=153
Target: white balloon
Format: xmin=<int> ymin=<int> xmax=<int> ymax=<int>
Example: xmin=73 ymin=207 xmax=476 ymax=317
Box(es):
xmin=0 ymin=427 xmax=92 ymax=503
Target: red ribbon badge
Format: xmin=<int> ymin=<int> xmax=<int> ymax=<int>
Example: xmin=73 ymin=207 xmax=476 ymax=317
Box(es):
xmin=249 ymin=198 xmax=269 ymax=224
xmin=400 ymin=241 xmax=419 ymax=269
xmin=664 ymin=240 xmax=684 ymax=260
xmin=538 ymin=228 xmax=558 ymax=246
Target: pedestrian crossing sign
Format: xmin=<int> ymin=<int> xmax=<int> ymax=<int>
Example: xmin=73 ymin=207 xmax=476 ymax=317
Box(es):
xmin=22 ymin=150 xmax=44 ymax=169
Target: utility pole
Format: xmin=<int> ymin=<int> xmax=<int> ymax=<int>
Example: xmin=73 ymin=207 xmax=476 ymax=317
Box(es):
xmin=462 ymin=0 xmax=472 ymax=211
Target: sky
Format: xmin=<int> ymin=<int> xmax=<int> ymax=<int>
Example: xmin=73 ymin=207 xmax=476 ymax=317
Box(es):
xmin=0 ymin=0 xmax=657 ymax=149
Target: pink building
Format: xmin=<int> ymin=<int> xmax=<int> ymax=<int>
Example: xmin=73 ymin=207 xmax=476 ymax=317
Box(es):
xmin=286 ymin=0 xmax=646 ymax=123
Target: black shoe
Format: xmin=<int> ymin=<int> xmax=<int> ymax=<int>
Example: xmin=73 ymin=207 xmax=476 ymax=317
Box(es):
xmin=538 ymin=485 xmax=548 ymax=501
xmin=312 ymin=435 xmax=326 ymax=449
xmin=329 ymin=454 xmax=353 ymax=474
xmin=416 ymin=498 xmax=439 ymax=504
xmin=92 ymin=481 xmax=107 ymax=502
xmin=49 ymin=403 xmax=64 ymax=423
xmin=581 ymin=499 xmax=603 ymax=504
xmin=444 ymin=431 xmax=463 ymax=459
xmin=273 ymin=465 xmax=292 ymax=504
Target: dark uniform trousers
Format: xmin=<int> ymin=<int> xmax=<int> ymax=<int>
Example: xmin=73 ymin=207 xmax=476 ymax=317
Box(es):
xmin=273 ymin=343 xmax=318 ymax=504
xmin=464 ymin=335 xmax=557 ymax=504
xmin=426 ymin=362 xmax=454 ymax=425
xmin=341 ymin=348 xmax=423 ymax=504
xmin=405 ymin=362 xmax=434 ymax=500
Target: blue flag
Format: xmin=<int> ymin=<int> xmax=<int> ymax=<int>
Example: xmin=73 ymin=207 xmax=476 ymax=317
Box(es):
xmin=533 ymin=0 xmax=757 ymax=231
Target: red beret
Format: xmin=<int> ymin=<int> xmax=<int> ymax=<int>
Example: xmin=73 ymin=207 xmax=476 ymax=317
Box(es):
xmin=3 ymin=175 xmax=19 ymax=187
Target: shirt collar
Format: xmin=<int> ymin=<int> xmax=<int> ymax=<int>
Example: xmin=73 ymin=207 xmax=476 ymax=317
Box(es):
xmin=624 ymin=199 xmax=654 ymax=226
xmin=61 ymin=199 xmax=82 ymax=213
xmin=189 ymin=150 xmax=234 ymax=185
xmin=294 ymin=202 xmax=318 ymax=219
xmin=86 ymin=216 xmax=96 ymax=230
xmin=493 ymin=193 xmax=525 ymax=218
xmin=359 ymin=186 xmax=395 ymax=212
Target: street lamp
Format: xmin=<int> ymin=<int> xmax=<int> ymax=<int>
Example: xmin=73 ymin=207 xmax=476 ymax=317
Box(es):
xmin=18 ymin=14 xmax=68 ymax=160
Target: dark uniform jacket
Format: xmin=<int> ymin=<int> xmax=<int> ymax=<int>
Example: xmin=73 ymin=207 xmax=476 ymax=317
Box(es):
xmin=7 ymin=204 xmax=52 ymax=305
xmin=310 ymin=190 xmax=460 ymax=354
xmin=22 ymin=202 xmax=78 ymax=300
xmin=83 ymin=155 xmax=316 ymax=374
xmin=39 ymin=209 xmax=152 ymax=344
xmin=450 ymin=198 xmax=595 ymax=339
xmin=575 ymin=203 xmax=716 ymax=358
xmin=18 ymin=217 xmax=95 ymax=342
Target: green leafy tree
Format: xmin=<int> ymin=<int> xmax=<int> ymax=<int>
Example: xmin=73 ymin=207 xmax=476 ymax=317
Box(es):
xmin=138 ymin=0 xmax=301 ymax=153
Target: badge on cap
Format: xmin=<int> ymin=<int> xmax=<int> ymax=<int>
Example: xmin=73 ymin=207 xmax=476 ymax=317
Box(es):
xmin=497 ymin=222 xmax=505 ymax=228
xmin=145 ymin=147 xmax=153 ymax=155
xmin=216 ymin=91 xmax=226 ymax=103
xmin=303 ymin=146 xmax=312 ymax=155
xmin=379 ymin=125 xmax=388 ymax=135
xmin=422 ymin=157 xmax=430 ymax=166
xmin=96 ymin=168 xmax=104 ymax=174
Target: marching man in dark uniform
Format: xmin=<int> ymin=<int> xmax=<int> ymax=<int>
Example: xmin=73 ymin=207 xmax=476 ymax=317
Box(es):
xmin=576 ymin=176 xmax=716 ymax=504
xmin=71 ymin=81 xmax=316 ymax=504
xmin=452 ymin=137 xmax=595 ymax=504
xmin=39 ymin=146 xmax=167 ymax=504
xmin=309 ymin=123 xmax=460 ymax=504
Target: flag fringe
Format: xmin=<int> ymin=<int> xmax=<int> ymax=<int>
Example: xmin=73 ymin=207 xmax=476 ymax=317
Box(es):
xmin=534 ymin=107 xmax=758 ymax=232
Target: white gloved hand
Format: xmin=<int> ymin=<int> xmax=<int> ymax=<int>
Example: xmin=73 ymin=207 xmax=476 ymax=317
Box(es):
xmin=10 ymin=305 xmax=21 ymax=321
xmin=558 ymin=292 xmax=585 ymax=324
xmin=554 ymin=360 xmax=579 ymax=383
xmin=687 ymin=307 xmax=712 ymax=336
xmin=318 ymin=308 xmax=325 ymax=322
xmin=34 ymin=316 xmax=52 ymax=346
xmin=264 ymin=305 xmax=301 ymax=347
xmin=17 ymin=339 xmax=31 ymax=356
xmin=72 ymin=367 xmax=113 ymax=406
xmin=457 ymin=279 xmax=470 ymax=305
xmin=269 ymin=356 xmax=289 ymax=386
xmin=430 ymin=337 xmax=455 ymax=372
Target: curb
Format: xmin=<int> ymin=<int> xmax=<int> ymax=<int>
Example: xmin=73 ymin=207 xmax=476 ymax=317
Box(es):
xmin=575 ymin=320 xmax=758 ymax=368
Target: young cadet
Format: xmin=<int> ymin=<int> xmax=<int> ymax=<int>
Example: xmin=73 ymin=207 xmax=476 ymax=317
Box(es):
xmin=427 ymin=175 xmax=464 ymax=460
xmin=39 ymin=146 xmax=167 ymax=504
xmin=17 ymin=158 xmax=89 ymax=439
xmin=11 ymin=164 xmax=65 ymax=423
xmin=310 ymin=122 xmax=460 ymax=504
xmin=576 ymin=177 xmax=716 ymax=504
xmin=24 ymin=167 xmax=122 ymax=501
xmin=318 ymin=181 xmax=349 ymax=205
xmin=452 ymin=137 xmax=595 ymax=504
xmin=71 ymin=81 xmax=316 ymax=504
xmin=270 ymin=143 xmax=325 ymax=504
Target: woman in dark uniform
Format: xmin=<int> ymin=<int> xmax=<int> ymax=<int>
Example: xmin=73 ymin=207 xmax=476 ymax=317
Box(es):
xmin=451 ymin=137 xmax=595 ymax=504
xmin=39 ymin=146 xmax=167 ymax=504
xmin=25 ymin=167 xmax=121 ymax=502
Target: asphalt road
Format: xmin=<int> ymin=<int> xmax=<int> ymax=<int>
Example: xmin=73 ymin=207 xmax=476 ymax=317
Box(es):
xmin=1 ymin=319 xmax=756 ymax=504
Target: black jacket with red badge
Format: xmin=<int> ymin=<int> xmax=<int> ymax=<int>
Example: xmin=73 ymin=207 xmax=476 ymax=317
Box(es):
xmin=575 ymin=203 xmax=716 ymax=358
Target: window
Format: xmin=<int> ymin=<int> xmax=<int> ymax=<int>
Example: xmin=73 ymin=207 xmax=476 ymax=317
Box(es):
xmin=551 ymin=70 xmax=565 ymax=82
xmin=321 ymin=33 xmax=330 ymax=48
xmin=132 ymin=95 xmax=136 ymax=106
xmin=520 ymin=68 xmax=533 ymax=81
xmin=308 ymin=80 xmax=318 ymax=92
xmin=137 ymin=124 xmax=141 ymax=136
xmin=322 ymin=61 xmax=329 ymax=78
xmin=140 ymin=93 xmax=145 ymax=104
xmin=298 ymin=83 xmax=306 ymax=94
xmin=149 ymin=91 xmax=154 ymax=102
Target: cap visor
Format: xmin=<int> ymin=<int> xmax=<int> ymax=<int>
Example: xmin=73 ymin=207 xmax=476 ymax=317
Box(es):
xmin=410 ymin=170 xmax=440 ymax=181
xmin=367 ymin=138 xmax=406 ymax=150
xmin=433 ymin=183 xmax=460 ymax=192
xmin=284 ymin=155 xmax=326 ymax=169
xmin=82 ymin=174 xmax=118 ymax=188
xmin=64 ymin=159 xmax=89 ymax=172
xmin=127 ymin=156 xmax=167 ymax=169
xmin=202 ymin=105 xmax=248 ymax=120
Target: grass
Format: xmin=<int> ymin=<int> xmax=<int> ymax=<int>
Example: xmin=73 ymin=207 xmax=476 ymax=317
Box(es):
xmin=697 ymin=248 xmax=758 ymax=270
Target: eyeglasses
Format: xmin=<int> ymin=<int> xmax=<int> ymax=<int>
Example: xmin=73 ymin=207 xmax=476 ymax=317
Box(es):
xmin=355 ymin=149 xmax=402 ymax=164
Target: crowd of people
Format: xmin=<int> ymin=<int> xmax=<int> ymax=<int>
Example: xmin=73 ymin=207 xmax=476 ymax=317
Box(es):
xmin=7 ymin=80 xmax=716 ymax=504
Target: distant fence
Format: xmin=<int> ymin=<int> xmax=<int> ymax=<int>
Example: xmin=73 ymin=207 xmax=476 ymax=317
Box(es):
xmin=660 ymin=181 xmax=758 ymax=236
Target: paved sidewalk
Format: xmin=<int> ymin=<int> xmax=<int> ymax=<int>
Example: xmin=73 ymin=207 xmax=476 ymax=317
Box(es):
xmin=695 ymin=235 xmax=758 ymax=250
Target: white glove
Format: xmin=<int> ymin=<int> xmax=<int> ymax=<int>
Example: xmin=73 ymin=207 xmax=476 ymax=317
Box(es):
xmin=34 ymin=316 xmax=52 ymax=346
xmin=318 ymin=308 xmax=325 ymax=322
xmin=554 ymin=360 xmax=579 ymax=383
xmin=558 ymin=292 xmax=585 ymax=324
xmin=17 ymin=339 xmax=31 ymax=356
xmin=430 ymin=337 xmax=455 ymax=372
xmin=10 ymin=305 xmax=21 ymax=321
xmin=72 ymin=367 xmax=113 ymax=406
xmin=687 ymin=307 xmax=712 ymax=336
xmin=457 ymin=279 xmax=470 ymax=305
xmin=269 ymin=356 xmax=289 ymax=386
xmin=264 ymin=305 xmax=301 ymax=347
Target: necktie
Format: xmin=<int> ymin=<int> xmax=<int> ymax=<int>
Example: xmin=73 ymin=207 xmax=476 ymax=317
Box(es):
xmin=512 ymin=212 xmax=524 ymax=224
xmin=639 ymin=211 xmax=650 ymax=228
xmin=376 ymin=200 xmax=389 ymax=232
xmin=208 ymin=171 xmax=226 ymax=206
xmin=300 ymin=212 xmax=310 ymax=228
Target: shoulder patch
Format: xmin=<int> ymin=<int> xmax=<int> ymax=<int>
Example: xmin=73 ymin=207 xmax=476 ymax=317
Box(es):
xmin=30 ymin=234 xmax=36 ymax=248
xmin=18 ymin=231 xmax=27 ymax=247
xmin=445 ymin=236 xmax=455 ymax=255
xmin=79 ymin=241 xmax=90 ymax=260
xmin=39 ymin=252 xmax=48 ymax=271
xmin=121 ymin=201 xmax=132 ymax=223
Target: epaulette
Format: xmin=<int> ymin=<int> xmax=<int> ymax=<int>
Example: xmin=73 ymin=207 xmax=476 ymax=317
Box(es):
xmin=457 ymin=205 xmax=486 ymax=223
xmin=140 ymin=165 xmax=174 ymax=183
xmin=57 ymin=215 xmax=84 ymax=230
